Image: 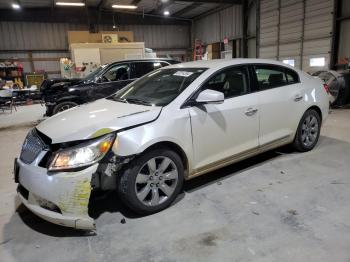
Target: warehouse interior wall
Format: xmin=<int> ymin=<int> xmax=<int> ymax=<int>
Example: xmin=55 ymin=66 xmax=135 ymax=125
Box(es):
xmin=247 ymin=0 xmax=258 ymax=58
xmin=259 ymin=0 xmax=334 ymax=73
xmin=337 ymin=0 xmax=350 ymax=61
xmin=0 ymin=21 xmax=190 ymax=77
xmin=0 ymin=21 xmax=190 ymax=51
xmin=193 ymin=5 xmax=243 ymax=48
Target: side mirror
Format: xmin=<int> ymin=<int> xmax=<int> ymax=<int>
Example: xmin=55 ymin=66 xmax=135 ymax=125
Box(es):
xmin=195 ymin=89 xmax=224 ymax=104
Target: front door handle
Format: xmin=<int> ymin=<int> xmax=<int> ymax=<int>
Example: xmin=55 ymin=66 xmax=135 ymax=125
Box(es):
xmin=245 ymin=108 xmax=258 ymax=116
xmin=294 ymin=94 xmax=303 ymax=102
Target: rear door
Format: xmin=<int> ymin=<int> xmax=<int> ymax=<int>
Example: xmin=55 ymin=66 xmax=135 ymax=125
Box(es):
xmin=131 ymin=61 xmax=170 ymax=79
xmin=252 ymin=64 xmax=304 ymax=146
xmin=189 ymin=65 xmax=260 ymax=171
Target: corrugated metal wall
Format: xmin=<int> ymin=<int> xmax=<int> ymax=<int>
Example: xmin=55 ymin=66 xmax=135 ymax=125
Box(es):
xmin=0 ymin=21 xmax=190 ymax=77
xmin=100 ymin=24 xmax=190 ymax=50
xmin=259 ymin=0 xmax=334 ymax=72
xmin=338 ymin=0 xmax=350 ymax=60
xmin=247 ymin=1 xmax=258 ymax=58
xmin=0 ymin=21 xmax=190 ymax=51
xmin=193 ymin=5 xmax=243 ymax=44
xmin=0 ymin=22 xmax=86 ymax=50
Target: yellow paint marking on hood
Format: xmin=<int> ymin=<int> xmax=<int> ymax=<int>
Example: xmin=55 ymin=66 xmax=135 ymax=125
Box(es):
xmin=90 ymin=128 xmax=114 ymax=138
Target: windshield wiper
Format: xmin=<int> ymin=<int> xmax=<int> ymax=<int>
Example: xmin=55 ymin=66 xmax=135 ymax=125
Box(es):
xmin=125 ymin=98 xmax=152 ymax=106
xmin=112 ymin=97 xmax=128 ymax=103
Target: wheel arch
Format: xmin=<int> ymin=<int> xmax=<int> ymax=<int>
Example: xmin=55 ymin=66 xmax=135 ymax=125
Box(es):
xmin=142 ymin=141 xmax=189 ymax=179
xmin=56 ymin=96 xmax=83 ymax=105
xmin=306 ymin=105 xmax=323 ymax=124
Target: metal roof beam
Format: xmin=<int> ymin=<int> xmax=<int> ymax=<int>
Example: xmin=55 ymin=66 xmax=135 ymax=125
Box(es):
xmin=172 ymin=2 xmax=202 ymax=17
xmin=131 ymin=0 xmax=143 ymax=5
xmin=149 ymin=0 xmax=175 ymax=15
xmin=173 ymin=0 xmax=242 ymax=4
xmin=0 ymin=7 xmax=191 ymax=25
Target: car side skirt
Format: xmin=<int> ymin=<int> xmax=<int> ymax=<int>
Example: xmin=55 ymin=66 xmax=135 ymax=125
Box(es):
xmin=188 ymin=134 xmax=293 ymax=179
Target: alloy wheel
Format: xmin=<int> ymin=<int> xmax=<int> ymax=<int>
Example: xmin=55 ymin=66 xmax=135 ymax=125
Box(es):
xmin=301 ymin=115 xmax=319 ymax=147
xmin=135 ymin=156 xmax=179 ymax=207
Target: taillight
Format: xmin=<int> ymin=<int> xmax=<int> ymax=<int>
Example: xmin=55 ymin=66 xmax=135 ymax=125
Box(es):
xmin=323 ymin=83 xmax=330 ymax=93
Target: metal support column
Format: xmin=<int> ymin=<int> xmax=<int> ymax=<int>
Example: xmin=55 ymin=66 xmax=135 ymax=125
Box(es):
xmin=276 ymin=0 xmax=281 ymax=60
xmin=300 ymin=0 xmax=306 ymax=70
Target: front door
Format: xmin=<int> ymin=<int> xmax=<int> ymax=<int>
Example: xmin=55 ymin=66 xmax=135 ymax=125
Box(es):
xmin=93 ymin=63 xmax=133 ymax=99
xmin=189 ymin=66 xmax=260 ymax=172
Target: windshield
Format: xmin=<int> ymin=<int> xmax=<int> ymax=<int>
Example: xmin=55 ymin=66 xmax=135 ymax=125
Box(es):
xmin=109 ymin=68 xmax=206 ymax=106
xmin=83 ymin=64 xmax=108 ymax=81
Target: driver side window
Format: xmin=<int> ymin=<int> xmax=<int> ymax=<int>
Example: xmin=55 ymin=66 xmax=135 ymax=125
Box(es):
xmin=202 ymin=66 xmax=249 ymax=99
xmin=102 ymin=64 xmax=130 ymax=82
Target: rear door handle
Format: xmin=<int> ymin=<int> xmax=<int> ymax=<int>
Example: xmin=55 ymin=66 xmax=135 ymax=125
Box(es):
xmin=294 ymin=94 xmax=303 ymax=102
xmin=245 ymin=108 xmax=258 ymax=116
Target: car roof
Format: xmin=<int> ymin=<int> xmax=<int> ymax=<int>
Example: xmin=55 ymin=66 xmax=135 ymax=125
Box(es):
xmin=166 ymin=58 xmax=296 ymax=70
xmin=109 ymin=58 xmax=177 ymax=64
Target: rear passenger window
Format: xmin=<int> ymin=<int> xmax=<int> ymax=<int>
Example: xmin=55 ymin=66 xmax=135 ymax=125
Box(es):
xmin=254 ymin=65 xmax=299 ymax=90
xmin=134 ymin=62 xmax=155 ymax=78
xmin=133 ymin=62 xmax=169 ymax=78
xmin=286 ymin=69 xmax=299 ymax=84
xmin=160 ymin=62 xmax=170 ymax=67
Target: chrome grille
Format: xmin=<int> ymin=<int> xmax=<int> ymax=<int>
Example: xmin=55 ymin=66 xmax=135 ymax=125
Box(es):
xmin=20 ymin=129 xmax=48 ymax=164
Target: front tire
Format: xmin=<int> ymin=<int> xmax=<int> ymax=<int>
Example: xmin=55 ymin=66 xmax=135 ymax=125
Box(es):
xmin=293 ymin=109 xmax=321 ymax=152
xmin=117 ymin=149 xmax=184 ymax=215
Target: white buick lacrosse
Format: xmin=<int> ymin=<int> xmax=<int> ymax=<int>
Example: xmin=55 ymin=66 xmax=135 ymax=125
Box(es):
xmin=15 ymin=59 xmax=329 ymax=229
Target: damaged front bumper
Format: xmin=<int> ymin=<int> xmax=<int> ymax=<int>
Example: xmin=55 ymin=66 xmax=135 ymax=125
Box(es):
xmin=16 ymin=158 xmax=97 ymax=230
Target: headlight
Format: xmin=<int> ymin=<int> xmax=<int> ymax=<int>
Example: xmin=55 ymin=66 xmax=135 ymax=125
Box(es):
xmin=48 ymin=133 xmax=115 ymax=171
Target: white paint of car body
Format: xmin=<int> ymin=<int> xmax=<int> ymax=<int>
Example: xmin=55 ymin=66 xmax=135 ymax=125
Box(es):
xmin=195 ymin=89 xmax=225 ymax=104
xmin=18 ymin=58 xmax=329 ymax=229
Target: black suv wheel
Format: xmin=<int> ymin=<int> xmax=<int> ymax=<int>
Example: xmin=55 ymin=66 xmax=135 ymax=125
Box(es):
xmin=53 ymin=101 xmax=78 ymax=114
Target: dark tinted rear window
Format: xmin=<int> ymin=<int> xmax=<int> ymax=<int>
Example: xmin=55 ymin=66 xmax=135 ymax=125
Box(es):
xmin=133 ymin=61 xmax=170 ymax=78
xmin=254 ymin=64 xmax=300 ymax=90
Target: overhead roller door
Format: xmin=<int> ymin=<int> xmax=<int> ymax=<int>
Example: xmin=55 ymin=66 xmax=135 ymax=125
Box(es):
xmin=337 ymin=0 xmax=350 ymax=61
xmin=279 ymin=0 xmax=303 ymax=69
xmin=259 ymin=0 xmax=334 ymax=72
xmin=259 ymin=0 xmax=278 ymax=59
xmin=303 ymin=0 xmax=333 ymax=72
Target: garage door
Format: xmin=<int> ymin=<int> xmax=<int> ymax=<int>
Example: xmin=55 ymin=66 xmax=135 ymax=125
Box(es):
xmin=259 ymin=0 xmax=334 ymax=73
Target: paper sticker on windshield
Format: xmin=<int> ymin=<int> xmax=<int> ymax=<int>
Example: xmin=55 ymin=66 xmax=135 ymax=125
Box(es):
xmin=173 ymin=71 xmax=193 ymax=77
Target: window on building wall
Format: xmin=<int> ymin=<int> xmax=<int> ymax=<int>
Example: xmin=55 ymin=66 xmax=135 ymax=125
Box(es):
xmin=310 ymin=57 xmax=326 ymax=67
xmin=282 ymin=59 xmax=295 ymax=67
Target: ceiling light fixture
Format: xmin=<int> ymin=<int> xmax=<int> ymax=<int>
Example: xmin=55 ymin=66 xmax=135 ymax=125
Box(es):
xmin=163 ymin=10 xmax=170 ymax=16
xmin=56 ymin=2 xmax=85 ymax=6
xmin=112 ymin=5 xmax=137 ymax=9
xmin=12 ymin=3 xmax=20 ymax=9
xmin=112 ymin=13 xmax=117 ymax=29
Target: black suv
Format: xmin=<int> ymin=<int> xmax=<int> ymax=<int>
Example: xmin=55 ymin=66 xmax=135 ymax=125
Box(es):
xmin=41 ymin=58 xmax=179 ymax=116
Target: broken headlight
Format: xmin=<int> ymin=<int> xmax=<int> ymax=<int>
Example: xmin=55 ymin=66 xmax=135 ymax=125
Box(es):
xmin=48 ymin=133 xmax=116 ymax=171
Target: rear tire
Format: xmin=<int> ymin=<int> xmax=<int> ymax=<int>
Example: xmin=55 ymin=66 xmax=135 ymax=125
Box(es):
xmin=117 ymin=149 xmax=184 ymax=215
xmin=53 ymin=101 xmax=78 ymax=115
xmin=292 ymin=109 xmax=321 ymax=152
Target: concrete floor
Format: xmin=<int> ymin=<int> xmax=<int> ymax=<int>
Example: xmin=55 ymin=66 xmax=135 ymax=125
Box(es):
xmin=0 ymin=104 xmax=45 ymax=129
xmin=0 ymin=108 xmax=350 ymax=262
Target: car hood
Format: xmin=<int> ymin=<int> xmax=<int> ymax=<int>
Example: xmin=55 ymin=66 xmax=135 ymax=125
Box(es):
xmin=40 ymin=78 xmax=83 ymax=92
xmin=36 ymin=98 xmax=161 ymax=143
